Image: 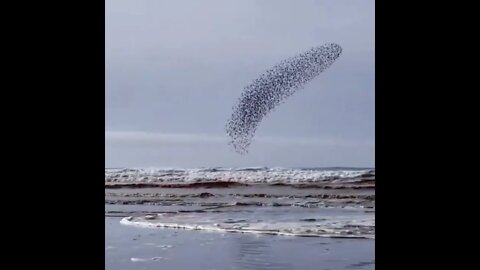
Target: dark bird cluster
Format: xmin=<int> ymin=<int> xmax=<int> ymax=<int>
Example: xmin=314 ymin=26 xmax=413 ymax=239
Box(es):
xmin=226 ymin=43 xmax=342 ymax=154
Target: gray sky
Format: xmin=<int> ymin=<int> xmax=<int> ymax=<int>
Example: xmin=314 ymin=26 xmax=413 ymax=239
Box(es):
xmin=106 ymin=0 xmax=375 ymax=168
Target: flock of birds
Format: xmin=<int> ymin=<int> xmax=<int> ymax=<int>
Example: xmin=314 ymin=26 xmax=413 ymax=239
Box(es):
xmin=226 ymin=43 xmax=343 ymax=154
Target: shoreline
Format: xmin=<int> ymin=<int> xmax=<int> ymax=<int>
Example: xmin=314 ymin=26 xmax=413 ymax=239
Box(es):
xmin=106 ymin=216 xmax=375 ymax=270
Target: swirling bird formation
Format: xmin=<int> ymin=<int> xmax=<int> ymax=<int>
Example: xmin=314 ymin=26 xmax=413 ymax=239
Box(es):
xmin=226 ymin=43 xmax=342 ymax=154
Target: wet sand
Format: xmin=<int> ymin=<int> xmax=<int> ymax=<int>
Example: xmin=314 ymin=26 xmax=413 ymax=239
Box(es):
xmin=106 ymin=217 xmax=375 ymax=270
xmin=105 ymin=168 xmax=374 ymax=269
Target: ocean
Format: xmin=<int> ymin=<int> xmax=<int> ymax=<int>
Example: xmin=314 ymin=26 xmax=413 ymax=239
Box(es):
xmin=105 ymin=167 xmax=375 ymax=269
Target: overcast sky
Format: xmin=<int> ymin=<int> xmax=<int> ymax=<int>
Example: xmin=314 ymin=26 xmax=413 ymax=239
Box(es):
xmin=105 ymin=0 xmax=375 ymax=168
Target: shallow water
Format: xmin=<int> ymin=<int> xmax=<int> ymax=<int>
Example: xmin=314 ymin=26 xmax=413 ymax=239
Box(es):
xmin=120 ymin=205 xmax=374 ymax=238
xmin=106 ymin=217 xmax=375 ymax=270
xmin=105 ymin=167 xmax=375 ymax=269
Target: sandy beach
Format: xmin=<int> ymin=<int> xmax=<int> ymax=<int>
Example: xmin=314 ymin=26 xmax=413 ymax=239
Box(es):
xmin=105 ymin=167 xmax=375 ymax=269
xmin=106 ymin=216 xmax=374 ymax=270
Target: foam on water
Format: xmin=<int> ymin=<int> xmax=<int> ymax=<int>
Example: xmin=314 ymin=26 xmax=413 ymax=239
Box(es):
xmin=120 ymin=209 xmax=375 ymax=239
xmin=106 ymin=167 xmax=374 ymax=184
xmin=131 ymin=257 xmax=164 ymax=262
xmin=130 ymin=257 xmax=149 ymax=262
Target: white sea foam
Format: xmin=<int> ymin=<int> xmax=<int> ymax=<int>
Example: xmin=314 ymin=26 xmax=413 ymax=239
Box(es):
xmin=106 ymin=167 xmax=374 ymax=184
xmin=120 ymin=211 xmax=375 ymax=239
xmin=130 ymin=257 xmax=165 ymax=262
xmin=130 ymin=257 xmax=149 ymax=262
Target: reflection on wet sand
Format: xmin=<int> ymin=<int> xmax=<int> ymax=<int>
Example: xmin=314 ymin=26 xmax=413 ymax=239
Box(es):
xmin=234 ymin=237 xmax=292 ymax=270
